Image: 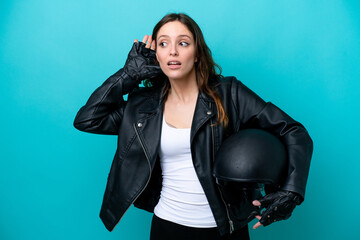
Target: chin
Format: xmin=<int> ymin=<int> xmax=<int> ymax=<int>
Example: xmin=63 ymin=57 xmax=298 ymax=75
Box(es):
xmin=162 ymin=68 xmax=195 ymax=81
xmin=166 ymin=73 xmax=189 ymax=81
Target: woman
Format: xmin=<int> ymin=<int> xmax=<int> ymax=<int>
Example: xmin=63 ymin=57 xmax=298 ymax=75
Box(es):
xmin=74 ymin=13 xmax=313 ymax=240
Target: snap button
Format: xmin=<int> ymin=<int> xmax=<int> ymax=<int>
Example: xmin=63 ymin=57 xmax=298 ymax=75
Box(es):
xmin=137 ymin=122 xmax=143 ymax=127
xmin=207 ymin=111 xmax=212 ymax=115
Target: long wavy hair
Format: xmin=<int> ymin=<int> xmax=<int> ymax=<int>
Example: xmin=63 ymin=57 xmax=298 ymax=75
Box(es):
xmin=144 ymin=13 xmax=228 ymax=128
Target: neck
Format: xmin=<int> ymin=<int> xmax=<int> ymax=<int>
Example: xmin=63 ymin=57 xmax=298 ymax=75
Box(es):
xmin=167 ymin=69 xmax=199 ymax=103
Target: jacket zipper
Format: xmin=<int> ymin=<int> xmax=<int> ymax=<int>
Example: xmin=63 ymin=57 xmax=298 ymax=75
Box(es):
xmin=209 ymin=102 xmax=234 ymax=234
xmin=112 ymin=123 xmax=153 ymax=229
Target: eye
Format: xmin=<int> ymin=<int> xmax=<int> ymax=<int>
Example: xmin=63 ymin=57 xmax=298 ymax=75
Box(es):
xmin=159 ymin=42 xmax=167 ymax=47
xmin=180 ymin=41 xmax=189 ymax=46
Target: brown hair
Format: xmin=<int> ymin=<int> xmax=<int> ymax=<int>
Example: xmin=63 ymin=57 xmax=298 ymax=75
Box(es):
xmin=144 ymin=12 xmax=228 ymax=128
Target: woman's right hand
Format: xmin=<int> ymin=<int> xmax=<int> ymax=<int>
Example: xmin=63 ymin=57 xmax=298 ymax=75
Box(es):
xmin=123 ymin=35 xmax=162 ymax=82
xmin=134 ymin=35 xmax=156 ymax=50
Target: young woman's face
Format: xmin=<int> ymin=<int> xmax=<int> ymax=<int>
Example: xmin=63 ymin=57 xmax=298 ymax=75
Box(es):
xmin=155 ymin=21 xmax=198 ymax=81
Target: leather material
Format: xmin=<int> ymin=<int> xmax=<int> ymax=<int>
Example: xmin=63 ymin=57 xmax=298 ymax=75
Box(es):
xmin=123 ymin=42 xmax=163 ymax=93
xmin=74 ymin=50 xmax=313 ymax=235
xmin=257 ymin=190 xmax=302 ymax=226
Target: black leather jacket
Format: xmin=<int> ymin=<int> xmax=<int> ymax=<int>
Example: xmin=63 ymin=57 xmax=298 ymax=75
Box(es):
xmin=73 ymin=68 xmax=313 ymax=236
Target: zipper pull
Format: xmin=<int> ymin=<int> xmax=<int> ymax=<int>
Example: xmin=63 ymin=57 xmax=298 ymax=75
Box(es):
xmin=229 ymin=220 xmax=234 ymax=234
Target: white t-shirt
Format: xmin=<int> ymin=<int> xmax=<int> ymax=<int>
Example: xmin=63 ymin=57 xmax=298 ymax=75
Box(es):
xmin=153 ymin=115 xmax=217 ymax=228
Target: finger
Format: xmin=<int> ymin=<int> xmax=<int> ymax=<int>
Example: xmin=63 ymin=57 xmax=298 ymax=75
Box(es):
xmin=145 ymin=35 xmax=152 ymax=48
xmin=134 ymin=39 xmax=138 ymax=43
xmin=253 ymin=215 xmax=262 ymax=229
xmin=142 ymin=35 xmax=149 ymax=44
xmin=253 ymin=217 xmax=262 ymax=230
xmin=248 ymin=210 xmax=260 ymax=221
xmin=259 ymin=206 xmax=279 ymax=226
xmin=253 ymin=222 xmax=262 ymax=229
xmin=252 ymin=200 xmax=261 ymax=207
xmin=258 ymin=194 xmax=275 ymax=208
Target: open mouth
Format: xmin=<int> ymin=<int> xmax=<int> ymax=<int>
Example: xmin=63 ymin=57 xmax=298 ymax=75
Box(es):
xmin=167 ymin=61 xmax=182 ymax=66
xmin=167 ymin=61 xmax=181 ymax=69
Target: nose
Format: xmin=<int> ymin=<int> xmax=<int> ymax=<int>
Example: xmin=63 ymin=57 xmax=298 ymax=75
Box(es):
xmin=170 ymin=44 xmax=178 ymax=56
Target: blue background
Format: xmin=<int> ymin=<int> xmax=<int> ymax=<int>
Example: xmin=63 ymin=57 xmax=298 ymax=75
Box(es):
xmin=1 ymin=0 xmax=359 ymax=239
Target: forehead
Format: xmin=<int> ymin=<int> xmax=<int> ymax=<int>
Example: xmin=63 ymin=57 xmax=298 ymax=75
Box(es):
xmin=157 ymin=21 xmax=193 ymax=40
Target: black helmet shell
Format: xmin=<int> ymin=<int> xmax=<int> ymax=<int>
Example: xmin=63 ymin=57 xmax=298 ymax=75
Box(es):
xmin=213 ymin=128 xmax=287 ymax=186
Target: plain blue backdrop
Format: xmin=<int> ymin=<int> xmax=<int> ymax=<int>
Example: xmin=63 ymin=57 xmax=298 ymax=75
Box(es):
xmin=1 ymin=0 xmax=359 ymax=239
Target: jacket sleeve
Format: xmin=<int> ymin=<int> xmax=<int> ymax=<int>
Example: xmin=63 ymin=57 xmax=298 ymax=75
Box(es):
xmin=231 ymin=77 xmax=313 ymax=200
xmin=73 ymin=68 xmax=138 ymax=135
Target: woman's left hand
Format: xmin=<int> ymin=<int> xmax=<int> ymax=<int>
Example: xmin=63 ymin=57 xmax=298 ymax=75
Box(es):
xmin=251 ymin=190 xmax=302 ymax=229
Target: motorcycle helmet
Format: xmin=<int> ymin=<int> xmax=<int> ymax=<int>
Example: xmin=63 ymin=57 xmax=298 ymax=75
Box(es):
xmin=213 ymin=128 xmax=288 ymax=203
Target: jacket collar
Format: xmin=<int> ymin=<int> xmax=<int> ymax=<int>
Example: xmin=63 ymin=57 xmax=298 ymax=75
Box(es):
xmin=137 ymin=83 xmax=217 ymax=145
xmin=138 ymin=83 xmax=216 ymax=114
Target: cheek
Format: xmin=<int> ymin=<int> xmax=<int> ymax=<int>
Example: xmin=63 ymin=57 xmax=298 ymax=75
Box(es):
xmin=156 ymin=52 xmax=165 ymax=65
xmin=156 ymin=52 xmax=168 ymax=72
xmin=185 ymin=49 xmax=196 ymax=62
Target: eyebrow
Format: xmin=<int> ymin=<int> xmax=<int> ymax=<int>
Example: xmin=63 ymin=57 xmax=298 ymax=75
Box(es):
xmin=158 ymin=34 xmax=192 ymax=39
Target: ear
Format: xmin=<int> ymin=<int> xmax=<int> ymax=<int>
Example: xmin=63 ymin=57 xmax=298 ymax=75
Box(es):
xmin=195 ymin=56 xmax=198 ymax=62
xmin=154 ymin=52 xmax=160 ymax=65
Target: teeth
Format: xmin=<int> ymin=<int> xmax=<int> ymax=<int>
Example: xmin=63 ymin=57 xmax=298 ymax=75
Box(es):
xmin=169 ymin=61 xmax=181 ymax=65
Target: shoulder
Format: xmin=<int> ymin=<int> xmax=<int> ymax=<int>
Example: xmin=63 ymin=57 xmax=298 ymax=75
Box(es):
xmin=212 ymin=75 xmax=247 ymax=93
xmin=212 ymin=75 xmax=266 ymax=107
xmin=128 ymin=85 xmax=162 ymax=100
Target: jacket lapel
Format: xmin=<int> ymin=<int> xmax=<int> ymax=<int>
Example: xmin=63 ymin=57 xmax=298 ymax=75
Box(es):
xmin=134 ymin=87 xmax=165 ymax=167
xmin=190 ymin=91 xmax=216 ymax=144
xmin=134 ymin=86 xmax=216 ymax=166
